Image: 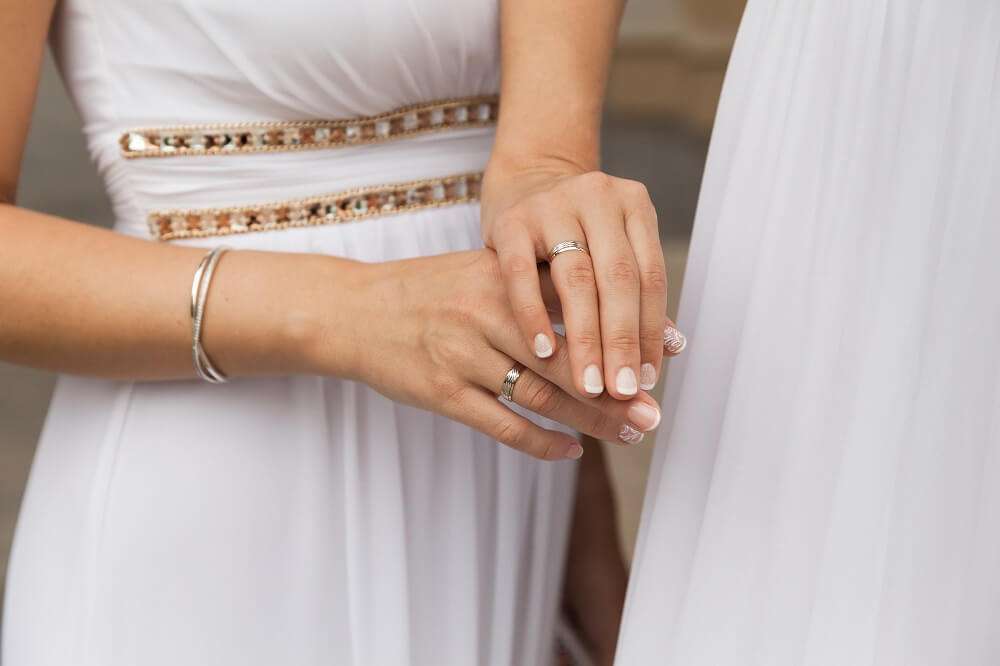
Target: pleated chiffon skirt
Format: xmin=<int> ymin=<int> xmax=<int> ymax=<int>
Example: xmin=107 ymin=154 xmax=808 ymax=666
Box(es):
xmin=4 ymin=203 xmax=577 ymax=666
xmin=619 ymin=1 xmax=1000 ymax=664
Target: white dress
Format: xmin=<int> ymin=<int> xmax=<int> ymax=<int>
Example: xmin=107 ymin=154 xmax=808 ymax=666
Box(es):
xmin=618 ymin=1 xmax=1000 ymax=664
xmin=3 ymin=2 xmax=577 ymax=665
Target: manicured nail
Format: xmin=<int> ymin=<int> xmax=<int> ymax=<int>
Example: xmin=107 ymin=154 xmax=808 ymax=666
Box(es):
xmin=627 ymin=402 xmax=661 ymax=431
xmin=583 ymin=364 xmax=604 ymax=395
xmin=534 ymin=333 xmax=554 ymax=358
xmin=639 ymin=362 xmax=657 ymax=390
xmin=664 ymin=326 xmax=688 ymax=355
xmin=616 ymin=366 xmax=638 ymax=396
xmin=618 ymin=424 xmax=644 ymax=445
xmin=566 ymin=443 xmax=585 ymax=459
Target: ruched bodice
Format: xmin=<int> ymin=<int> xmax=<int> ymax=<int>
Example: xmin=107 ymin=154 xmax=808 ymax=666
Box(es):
xmin=49 ymin=0 xmax=500 ymax=239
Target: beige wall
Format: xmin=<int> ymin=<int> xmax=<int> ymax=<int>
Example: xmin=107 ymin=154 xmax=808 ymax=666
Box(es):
xmin=611 ymin=0 xmax=746 ymax=134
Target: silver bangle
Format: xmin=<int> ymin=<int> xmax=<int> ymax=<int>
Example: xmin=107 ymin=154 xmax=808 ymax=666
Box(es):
xmin=190 ymin=246 xmax=231 ymax=383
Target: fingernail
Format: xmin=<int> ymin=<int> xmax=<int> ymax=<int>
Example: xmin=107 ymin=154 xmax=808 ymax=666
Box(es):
xmin=616 ymin=367 xmax=638 ymax=396
xmin=565 ymin=443 xmax=584 ymax=459
xmin=583 ymin=364 xmax=604 ymax=395
xmin=664 ymin=326 xmax=688 ymax=355
xmin=534 ymin=333 xmax=554 ymax=358
xmin=639 ymin=362 xmax=657 ymax=390
xmin=627 ymin=402 xmax=661 ymax=431
xmin=618 ymin=424 xmax=644 ymax=445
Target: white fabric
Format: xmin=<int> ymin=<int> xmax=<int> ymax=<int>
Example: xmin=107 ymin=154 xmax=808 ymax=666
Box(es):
xmin=4 ymin=2 xmax=577 ymax=665
xmin=619 ymin=1 xmax=1000 ymax=664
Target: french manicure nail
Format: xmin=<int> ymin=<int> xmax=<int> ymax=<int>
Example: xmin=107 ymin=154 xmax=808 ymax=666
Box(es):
xmin=583 ymin=364 xmax=604 ymax=395
xmin=616 ymin=366 xmax=638 ymax=396
xmin=534 ymin=333 xmax=554 ymax=358
xmin=566 ymin=443 xmax=585 ymax=460
xmin=627 ymin=402 xmax=661 ymax=431
xmin=664 ymin=326 xmax=688 ymax=355
xmin=639 ymin=362 xmax=657 ymax=390
xmin=618 ymin=424 xmax=644 ymax=445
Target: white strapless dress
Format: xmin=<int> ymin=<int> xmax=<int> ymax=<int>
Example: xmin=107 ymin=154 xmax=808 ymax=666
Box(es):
xmin=619 ymin=1 xmax=1000 ymax=665
xmin=3 ymin=3 xmax=576 ymax=665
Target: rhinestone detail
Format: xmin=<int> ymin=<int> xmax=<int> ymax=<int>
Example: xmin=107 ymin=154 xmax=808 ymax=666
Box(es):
xmin=148 ymin=173 xmax=483 ymax=241
xmin=120 ymin=96 xmax=499 ymax=158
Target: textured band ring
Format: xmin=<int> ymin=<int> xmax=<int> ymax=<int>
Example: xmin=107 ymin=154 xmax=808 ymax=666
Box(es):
xmin=547 ymin=240 xmax=589 ymax=263
xmin=498 ymin=365 xmax=522 ymax=402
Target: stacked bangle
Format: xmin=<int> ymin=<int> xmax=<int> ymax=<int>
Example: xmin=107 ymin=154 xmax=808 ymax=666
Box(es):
xmin=190 ymin=246 xmax=231 ymax=383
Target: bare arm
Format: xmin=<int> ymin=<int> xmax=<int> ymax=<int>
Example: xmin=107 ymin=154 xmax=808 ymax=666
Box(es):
xmin=0 ymin=0 xmax=664 ymax=459
xmin=492 ymin=0 xmax=624 ymax=174
xmin=0 ymin=0 xmax=364 ymax=381
xmin=483 ymin=0 xmax=683 ymax=406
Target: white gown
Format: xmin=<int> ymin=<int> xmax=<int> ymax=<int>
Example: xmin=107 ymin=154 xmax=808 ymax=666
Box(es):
xmin=619 ymin=1 xmax=1000 ymax=664
xmin=3 ymin=2 xmax=577 ymax=665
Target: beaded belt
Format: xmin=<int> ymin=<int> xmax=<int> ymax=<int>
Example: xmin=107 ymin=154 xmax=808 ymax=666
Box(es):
xmin=120 ymin=96 xmax=498 ymax=159
xmin=148 ymin=173 xmax=482 ymax=241
xmin=123 ymin=96 xmax=497 ymax=241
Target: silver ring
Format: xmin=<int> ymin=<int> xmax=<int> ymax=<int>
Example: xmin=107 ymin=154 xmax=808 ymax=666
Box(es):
xmin=547 ymin=240 xmax=589 ymax=263
xmin=498 ymin=365 xmax=522 ymax=402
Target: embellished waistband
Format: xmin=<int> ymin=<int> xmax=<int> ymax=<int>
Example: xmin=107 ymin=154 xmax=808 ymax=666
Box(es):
xmin=120 ymin=96 xmax=498 ymax=159
xmin=148 ymin=172 xmax=482 ymax=241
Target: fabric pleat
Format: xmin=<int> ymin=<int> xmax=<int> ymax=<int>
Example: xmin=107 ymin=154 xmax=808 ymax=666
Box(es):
xmin=618 ymin=1 xmax=1000 ymax=664
xmin=4 ymin=2 xmax=577 ymax=665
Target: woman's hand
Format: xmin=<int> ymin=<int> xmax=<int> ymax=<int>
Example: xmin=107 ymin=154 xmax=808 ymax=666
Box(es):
xmin=306 ymin=249 xmax=663 ymax=461
xmin=481 ymin=157 xmax=685 ymax=403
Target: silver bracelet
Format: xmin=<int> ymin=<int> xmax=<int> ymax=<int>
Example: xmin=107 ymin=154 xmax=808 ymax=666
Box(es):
xmin=190 ymin=246 xmax=231 ymax=383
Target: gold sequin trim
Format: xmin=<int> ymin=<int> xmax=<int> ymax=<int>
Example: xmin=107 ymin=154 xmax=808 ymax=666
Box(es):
xmin=148 ymin=173 xmax=482 ymax=241
xmin=121 ymin=96 xmax=498 ymax=159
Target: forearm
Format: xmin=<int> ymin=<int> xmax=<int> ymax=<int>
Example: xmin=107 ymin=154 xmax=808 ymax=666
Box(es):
xmin=492 ymin=0 xmax=625 ymax=171
xmin=0 ymin=204 xmax=362 ymax=381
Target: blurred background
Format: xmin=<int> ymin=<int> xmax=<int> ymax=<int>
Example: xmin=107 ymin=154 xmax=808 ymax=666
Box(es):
xmin=0 ymin=0 xmax=746 ymax=617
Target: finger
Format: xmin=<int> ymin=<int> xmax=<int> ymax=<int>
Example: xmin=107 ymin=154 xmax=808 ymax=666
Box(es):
xmin=494 ymin=220 xmax=557 ymax=359
xmin=444 ymin=383 xmax=583 ymax=461
xmin=578 ymin=203 xmax=642 ymax=401
xmin=622 ymin=182 xmax=668 ymax=390
xmin=482 ymin=328 xmax=662 ymax=443
xmin=538 ymin=264 xmax=564 ymax=327
xmin=542 ymin=220 xmax=605 ymax=398
xmin=472 ymin=351 xmax=662 ymax=445
xmin=664 ymin=316 xmax=688 ymax=356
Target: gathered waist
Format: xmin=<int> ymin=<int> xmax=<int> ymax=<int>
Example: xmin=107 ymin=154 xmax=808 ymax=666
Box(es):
xmin=103 ymin=97 xmax=499 ymax=240
xmin=111 ymin=129 xmax=494 ymax=239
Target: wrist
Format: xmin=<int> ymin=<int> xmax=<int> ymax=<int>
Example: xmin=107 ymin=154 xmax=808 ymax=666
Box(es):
xmin=202 ymin=250 xmax=370 ymax=380
xmin=486 ymin=148 xmax=596 ymax=182
xmin=283 ymin=254 xmax=373 ymax=380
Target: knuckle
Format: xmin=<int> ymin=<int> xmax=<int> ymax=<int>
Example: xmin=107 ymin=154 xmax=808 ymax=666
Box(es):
xmin=516 ymin=301 xmax=546 ymax=321
xmin=502 ymin=252 xmax=537 ymax=279
xmin=640 ymin=267 xmax=668 ymax=295
xmin=622 ymin=178 xmax=651 ymax=202
xmin=568 ymin=329 xmax=601 ymax=350
xmin=591 ymin=411 xmax=619 ymax=440
xmin=564 ymin=260 xmax=596 ymax=290
xmin=432 ymin=374 xmax=467 ymax=407
xmin=606 ymin=329 xmax=640 ymax=353
xmin=606 ymin=259 xmax=639 ymax=289
xmin=523 ymin=378 xmax=563 ymax=415
xmin=431 ymin=332 xmax=476 ymax=369
xmin=495 ymin=419 xmax=529 ymax=451
xmin=641 ymin=328 xmax=666 ymax=351
xmin=579 ymin=171 xmax=614 ymax=192
xmin=473 ymin=250 xmax=504 ymax=283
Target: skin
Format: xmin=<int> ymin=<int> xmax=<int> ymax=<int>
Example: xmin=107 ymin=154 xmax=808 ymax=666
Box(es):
xmin=1 ymin=0 xmax=672 ymax=657
xmin=0 ymin=0 xmax=666 ymax=458
xmin=561 ymin=441 xmax=629 ymax=666
xmin=483 ymin=0 xmax=683 ymax=405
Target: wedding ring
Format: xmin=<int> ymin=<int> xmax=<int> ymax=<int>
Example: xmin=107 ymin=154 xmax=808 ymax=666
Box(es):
xmin=547 ymin=240 xmax=588 ymax=263
xmin=498 ymin=365 xmax=522 ymax=402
